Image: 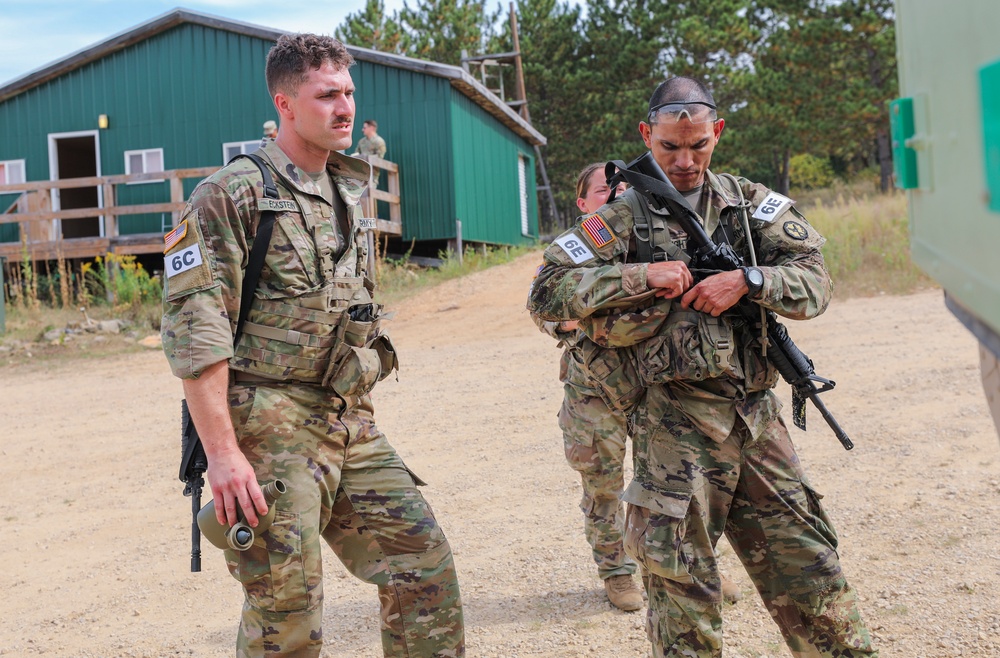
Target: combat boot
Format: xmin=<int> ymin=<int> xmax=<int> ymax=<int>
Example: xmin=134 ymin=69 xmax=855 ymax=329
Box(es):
xmin=604 ymin=574 xmax=643 ymax=611
xmin=721 ymin=573 xmax=742 ymax=603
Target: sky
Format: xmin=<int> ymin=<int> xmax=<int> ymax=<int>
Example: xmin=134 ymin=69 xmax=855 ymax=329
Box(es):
xmin=0 ymin=0 xmax=420 ymax=86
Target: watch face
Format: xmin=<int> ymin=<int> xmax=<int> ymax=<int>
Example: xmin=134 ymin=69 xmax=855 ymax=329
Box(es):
xmin=748 ymin=268 xmax=764 ymax=286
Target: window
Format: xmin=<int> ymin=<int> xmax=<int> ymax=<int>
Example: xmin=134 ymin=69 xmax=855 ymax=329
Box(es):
xmin=124 ymin=148 xmax=164 ymax=184
xmin=223 ymin=140 xmax=262 ymax=164
xmin=0 ymin=159 xmax=26 ymax=185
xmin=518 ymin=154 xmax=530 ymax=236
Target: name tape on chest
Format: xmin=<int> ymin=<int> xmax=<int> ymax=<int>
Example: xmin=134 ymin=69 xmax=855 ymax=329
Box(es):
xmin=554 ymin=233 xmax=595 ymax=264
xmin=258 ymin=198 xmax=299 ymax=213
xmin=165 ymin=244 xmax=204 ymax=278
xmin=357 ymin=217 xmax=377 ymax=230
xmin=752 ymin=192 xmax=793 ymax=222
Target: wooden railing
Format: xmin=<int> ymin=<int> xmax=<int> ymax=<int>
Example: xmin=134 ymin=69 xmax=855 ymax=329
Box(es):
xmin=357 ymin=154 xmax=402 ymax=236
xmin=0 ymin=156 xmax=403 ymax=263
xmin=0 ymin=167 xmax=217 ymax=262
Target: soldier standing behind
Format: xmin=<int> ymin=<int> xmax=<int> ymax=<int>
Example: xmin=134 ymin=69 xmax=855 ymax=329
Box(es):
xmin=529 ymin=77 xmax=878 ymax=657
xmin=534 ymin=163 xmax=644 ymax=611
xmin=354 ymin=118 xmax=387 ymax=158
xmin=161 ymin=33 xmax=463 ymax=658
xmin=537 ymin=164 xmax=743 ymax=612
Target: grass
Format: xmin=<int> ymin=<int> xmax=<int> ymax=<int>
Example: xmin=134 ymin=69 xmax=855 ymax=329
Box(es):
xmin=794 ymin=186 xmax=935 ymax=297
xmin=0 ymin=243 xmax=537 ymax=367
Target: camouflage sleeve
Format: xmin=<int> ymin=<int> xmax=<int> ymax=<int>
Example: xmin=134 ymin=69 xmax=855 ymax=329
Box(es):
xmin=577 ymin=298 xmax=673 ymax=347
xmin=527 ymin=198 xmax=654 ymax=322
xmin=161 ymin=178 xmax=252 ymax=379
xmin=741 ymin=181 xmax=832 ymax=321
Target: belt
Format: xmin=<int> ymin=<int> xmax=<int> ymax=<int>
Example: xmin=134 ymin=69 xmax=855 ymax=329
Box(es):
xmin=232 ymin=371 xmax=285 ymax=384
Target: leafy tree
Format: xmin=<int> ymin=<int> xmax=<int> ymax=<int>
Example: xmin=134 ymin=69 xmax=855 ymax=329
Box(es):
xmin=397 ymin=0 xmax=501 ymax=66
xmin=335 ymin=0 xmax=406 ymax=53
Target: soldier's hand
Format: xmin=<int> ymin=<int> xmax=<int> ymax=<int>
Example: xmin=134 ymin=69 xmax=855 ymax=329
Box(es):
xmin=206 ymin=448 xmax=269 ymax=529
xmin=646 ymin=261 xmax=693 ymax=299
xmin=680 ymin=270 xmax=747 ymax=316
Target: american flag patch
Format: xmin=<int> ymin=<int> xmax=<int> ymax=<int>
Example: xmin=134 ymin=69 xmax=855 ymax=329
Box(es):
xmin=580 ymin=214 xmax=615 ymax=248
xmin=163 ymin=220 xmax=187 ymax=253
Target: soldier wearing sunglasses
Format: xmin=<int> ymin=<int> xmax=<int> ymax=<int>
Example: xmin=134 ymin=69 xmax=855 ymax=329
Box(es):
xmin=529 ymin=77 xmax=878 ymax=657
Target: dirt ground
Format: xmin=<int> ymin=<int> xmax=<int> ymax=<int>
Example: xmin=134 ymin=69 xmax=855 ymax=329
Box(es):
xmin=2 ymin=252 xmax=999 ymax=658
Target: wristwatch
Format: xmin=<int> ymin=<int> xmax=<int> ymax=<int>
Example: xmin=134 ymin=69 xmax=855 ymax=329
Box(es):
xmin=741 ymin=266 xmax=764 ymax=299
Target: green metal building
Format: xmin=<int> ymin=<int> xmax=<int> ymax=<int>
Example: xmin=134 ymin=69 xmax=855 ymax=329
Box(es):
xmin=0 ymin=8 xmax=544 ymax=251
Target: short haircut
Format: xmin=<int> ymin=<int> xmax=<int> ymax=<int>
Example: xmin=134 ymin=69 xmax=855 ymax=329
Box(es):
xmin=648 ymin=76 xmax=716 ymax=113
xmin=265 ymin=33 xmax=354 ymax=98
xmin=364 ymin=119 xmax=378 ymax=130
xmin=575 ymin=163 xmax=606 ymax=200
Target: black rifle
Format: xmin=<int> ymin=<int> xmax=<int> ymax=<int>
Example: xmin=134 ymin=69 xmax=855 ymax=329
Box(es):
xmin=607 ymin=152 xmax=853 ymax=450
xmin=179 ymin=399 xmax=209 ymax=571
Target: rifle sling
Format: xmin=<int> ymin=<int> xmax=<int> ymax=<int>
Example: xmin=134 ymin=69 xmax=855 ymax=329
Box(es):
xmin=230 ymin=151 xmax=280 ymax=347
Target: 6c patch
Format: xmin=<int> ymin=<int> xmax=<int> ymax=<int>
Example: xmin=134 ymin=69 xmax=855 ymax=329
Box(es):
xmin=163 ymin=209 xmax=215 ymax=300
xmin=783 ymin=220 xmax=809 ymax=240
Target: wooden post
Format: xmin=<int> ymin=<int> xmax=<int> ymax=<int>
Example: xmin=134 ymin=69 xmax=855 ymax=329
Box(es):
xmin=102 ymin=181 xmax=116 ymax=240
xmin=170 ymin=174 xmax=185 ymax=227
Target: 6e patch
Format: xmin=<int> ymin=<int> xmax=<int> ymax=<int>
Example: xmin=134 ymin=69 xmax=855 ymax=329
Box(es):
xmin=783 ymin=220 xmax=809 ymax=240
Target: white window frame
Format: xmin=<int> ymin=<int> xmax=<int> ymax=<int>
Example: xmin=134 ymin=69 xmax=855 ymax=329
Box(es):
xmin=222 ymin=140 xmax=262 ymax=164
xmin=124 ymin=148 xmax=164 ymax=184
xmin=0 ymin=159 xmax=26 ymax=185
xmin=518 ymin=154 xmax=530 ymax=237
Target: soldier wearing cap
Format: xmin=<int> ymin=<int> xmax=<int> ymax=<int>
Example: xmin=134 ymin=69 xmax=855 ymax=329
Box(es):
xmin=162 ymin=33 xmax=463 ymax=658
xmin=528 ymin=76 xmax=878 ymax=657
xmin=262 ymin=119 xmax=277 ymax=139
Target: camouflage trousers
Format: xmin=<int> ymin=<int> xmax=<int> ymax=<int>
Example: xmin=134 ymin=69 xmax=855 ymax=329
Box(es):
xmin=558 ymin=349 xmax=637 ymax=580
xmin=622 ymin=386 xmax=877 ymax=658
xmin=226 ymin=382 xmax=464 ymax=657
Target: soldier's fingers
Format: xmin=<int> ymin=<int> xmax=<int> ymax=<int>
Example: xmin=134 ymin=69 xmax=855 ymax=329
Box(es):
xmin=224 ymin=494 xmax=240 ymax=527
xmin=236 ymin=487 xmax=259 ymax=528
xmin=249 ymin=481 xmax=269 ymax=518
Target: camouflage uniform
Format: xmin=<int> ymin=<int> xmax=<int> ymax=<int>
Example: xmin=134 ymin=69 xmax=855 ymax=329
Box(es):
xmin=161 ymin=139 xmax=464 ymax=657
xmin=356 ymin=133 xmax=387 ymax=158
xmin=528 ymin=170 xmax=877 ymax=657
xmin=533 ymin=318 xmax=638 ymax=580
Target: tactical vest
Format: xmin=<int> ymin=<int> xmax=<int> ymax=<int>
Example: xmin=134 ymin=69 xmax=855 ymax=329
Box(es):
xmin=231 ymin=158 xmax=397 ymax=400
xmin=622 ymin=179 xmax=777 ymax=392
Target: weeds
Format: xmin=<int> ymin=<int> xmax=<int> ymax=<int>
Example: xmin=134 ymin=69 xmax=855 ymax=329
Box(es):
xmin=800 ymin=191 xmax=934 ymax=297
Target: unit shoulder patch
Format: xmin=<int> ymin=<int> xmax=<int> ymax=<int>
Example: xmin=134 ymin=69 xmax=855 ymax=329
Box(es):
xmin=782 ymin=220 xmax=809 ymax=241
xmin=752 ymin=191 xmax=794 ymax=223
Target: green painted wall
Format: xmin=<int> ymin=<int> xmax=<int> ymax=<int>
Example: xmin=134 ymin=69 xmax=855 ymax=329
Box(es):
xmin=350 ymin=60 xmax=456 ymax=242
xmin=451 ymin=91 xmax=538 ymax=245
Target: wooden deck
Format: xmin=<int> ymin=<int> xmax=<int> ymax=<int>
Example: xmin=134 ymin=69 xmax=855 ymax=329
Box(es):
xmin=0 ymin=155 xmax=403 ymax=263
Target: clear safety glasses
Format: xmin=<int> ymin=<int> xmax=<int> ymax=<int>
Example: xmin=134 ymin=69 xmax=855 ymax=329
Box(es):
xmin=647 ymin=101 xmax=718 ymax=125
